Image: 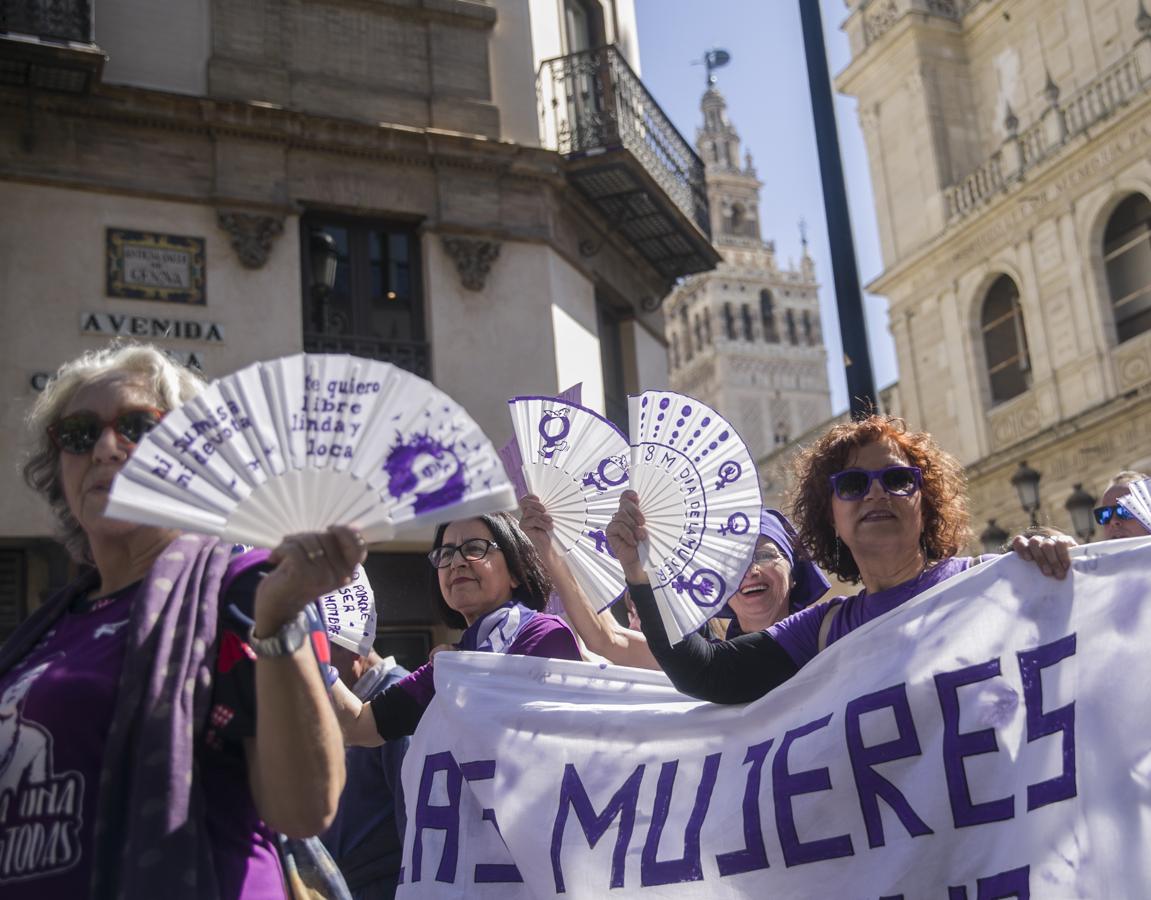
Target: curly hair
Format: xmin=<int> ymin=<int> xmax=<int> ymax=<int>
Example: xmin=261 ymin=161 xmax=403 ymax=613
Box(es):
xmin=789 ymin=415 xmax=971 ymax=583
xmin=430 ymin=512 xmax=554 ymax=630
xmin=23 ymin=343 xmax=206 ymax=561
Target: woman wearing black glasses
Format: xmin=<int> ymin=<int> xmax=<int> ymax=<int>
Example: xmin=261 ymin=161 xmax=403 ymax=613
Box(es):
xmin=332 ymin=513 xmax=581 ymax=745
xmin=607 ymin=415 xmax=1072 ymax=704
xmin=4 ymin=344 xmax=361 ymax=899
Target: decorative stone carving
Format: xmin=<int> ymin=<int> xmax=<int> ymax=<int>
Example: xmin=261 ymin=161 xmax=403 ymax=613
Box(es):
xmin=441 ymin=237 xmax=501 ymax=291
xmin=216 ymin=212 xmax=284 ymax=269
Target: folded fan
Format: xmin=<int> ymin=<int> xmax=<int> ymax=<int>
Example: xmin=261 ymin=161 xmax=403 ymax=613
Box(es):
xmin=1119 ymin=478 xmax=1151 ymax=532
xmin=509 ymin=396 xmax=629 ymax=612
xmin=317 ymin=565 xmax=377 ymax=656
xmin=105 ymin=353 xmax=516 ymax=547
xmin=628 ymin=391 xmax=761 ymax=643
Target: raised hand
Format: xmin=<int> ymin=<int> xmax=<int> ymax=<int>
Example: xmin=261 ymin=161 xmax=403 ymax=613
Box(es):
xmin=606 ymin=490 xmax=649 ymax=583
xmin=256 ymin=525 xmax=368 ymax=633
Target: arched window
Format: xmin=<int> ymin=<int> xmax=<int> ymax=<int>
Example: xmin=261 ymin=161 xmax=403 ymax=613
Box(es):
xmin=670 ymin=333 xmax=680 ymax=370
xmin=723 ymin=303 xmax=736 ymax=340
xmin=981 ymin=274 xmax=1031 ymax=404
xmin=1103 ymin=193 xmax=1151 ymax=343
xmin=760 ymin=290 xmax=778 ymax=342
xmin=680 ymin=307 xmax=693 ymax=362
xmin=702 ymin=309 xmax=712 ymax=344
xmin=741 ymin=305 xmax=754 ymax=341
xmin=785 ymin=309 xmax=797 ymax=345
xmin=693 ymin=316 xmax=704 ymax=351
xmin=729 ymin=203 xmax=745 ymax=235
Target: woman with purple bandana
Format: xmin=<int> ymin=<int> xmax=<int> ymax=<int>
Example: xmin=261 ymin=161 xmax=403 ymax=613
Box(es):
xmin=0 ymin=344 xmax=362 ymax=898
xmin=332 ymin=513 xmax=581 ymax=745
xmin=607 ymin=415 xmax=1074 ymax=703
xmin=519 ymin=496 xmax=828 ymax=669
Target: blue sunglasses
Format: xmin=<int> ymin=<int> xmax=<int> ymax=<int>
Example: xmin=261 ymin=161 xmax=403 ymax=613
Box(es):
xmin=1093 ymin=504 xmax=1137 ymax=526
xmin=830 ymin=465 xmax=922 ymax=501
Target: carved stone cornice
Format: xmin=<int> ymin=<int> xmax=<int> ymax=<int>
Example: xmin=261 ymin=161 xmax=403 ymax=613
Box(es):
xmin=441 ymin=236 xmax=501 ymax=291
xmin=216 ymin=211 xmax=284 ymax=269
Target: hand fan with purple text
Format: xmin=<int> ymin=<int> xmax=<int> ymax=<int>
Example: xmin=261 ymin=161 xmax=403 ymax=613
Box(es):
xmin=628 ymin=391 xmax=761 ymax=643
xmin=317 ymin=564 xmax=377 ymax=656
xmin=497 ymin=383 xmax=583 ymax=499
xmin=105 ymin=353 xmax=516 ymax=547
xmin=509 ymin=395 xmax=629 ymax=612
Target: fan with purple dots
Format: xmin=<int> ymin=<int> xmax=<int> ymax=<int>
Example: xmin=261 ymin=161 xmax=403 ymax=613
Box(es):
xmin=628 ymin=391 xmax=762 ymax=643
xmin=104 ymin=353 xmax=516 ymax=547
xmin=1119 ymin=478 xmax=1151 ymax=533
xmin=509 ymin=395 xmax=629 ymax=612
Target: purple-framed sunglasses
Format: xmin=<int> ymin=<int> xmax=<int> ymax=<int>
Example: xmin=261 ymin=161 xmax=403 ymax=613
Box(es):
xmin=830 ymin=465 xmax=922 ymax=501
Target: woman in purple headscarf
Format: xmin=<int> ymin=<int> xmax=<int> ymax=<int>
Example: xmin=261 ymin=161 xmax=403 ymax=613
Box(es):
xmin=518 ymin=496 xmax=829 ymax=670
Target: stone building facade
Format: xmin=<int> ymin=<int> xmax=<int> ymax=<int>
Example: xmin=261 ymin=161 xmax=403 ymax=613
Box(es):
xmin=0 ymin=0 xmax=718 ymax=652
xmin=810 ymin=0 xmax=1151 ymax=546
xmin=666 ymin=85 xmax=832 ymax=462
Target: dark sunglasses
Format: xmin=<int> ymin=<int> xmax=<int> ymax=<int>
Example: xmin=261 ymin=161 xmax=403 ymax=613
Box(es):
xmin=48 ymin=408 xmax=164 ymax=455
xmin=830 ymin=465 xmax=922 ymax=501
xmin=428 ymin=538 xmax=501 ymax=569
xmin=1093 ymin=504 xmax=1137 ymax=526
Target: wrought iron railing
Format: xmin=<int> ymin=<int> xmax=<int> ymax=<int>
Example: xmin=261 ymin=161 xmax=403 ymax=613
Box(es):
xmin=1 ymin=0 xmax=93 ymax=42
xmin=537 ymin=44 xmax=711 ymax=237
xmin=302 ymin=333 xmax=431 ymax=379
xmin=943 ymin=41 xmax=1151 ymax=224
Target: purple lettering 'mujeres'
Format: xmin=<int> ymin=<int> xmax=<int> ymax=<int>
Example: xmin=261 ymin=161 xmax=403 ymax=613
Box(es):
xmin=411 ymin=751 xmax=463 ymax=884
xmin=640 ymin=754 xmax=722 ymax=886
xmin=1018 ymin=634 xmax=1077 ymax=811
xmin=459 ymin=759 xmax=522 ymax=884
xmin=716 ymin=739 xmax=774 ymax=877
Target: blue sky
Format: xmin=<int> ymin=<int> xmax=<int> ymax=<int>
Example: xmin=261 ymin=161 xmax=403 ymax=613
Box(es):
xmin=635 ymin=0 xmax=897 ymax=412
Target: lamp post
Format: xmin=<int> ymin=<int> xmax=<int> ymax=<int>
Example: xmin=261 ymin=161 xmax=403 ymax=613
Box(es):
xmin=309 ymin=230 xmax=339 ymax=333
xmin=1064 ymin=483 xmax=1096 ymax=543
xmin=1010 ymin=460 xmax=1042 ymax=527
xmin=979 ymin=519 xmax=1010 ymax=554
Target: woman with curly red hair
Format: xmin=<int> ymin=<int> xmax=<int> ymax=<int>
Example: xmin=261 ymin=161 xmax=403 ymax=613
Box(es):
xmin=606 ymin=415 xmax=1073 ymax=703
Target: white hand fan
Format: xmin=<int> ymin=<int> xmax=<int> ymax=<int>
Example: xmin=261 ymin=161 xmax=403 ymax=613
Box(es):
xmin=105 ymin=353 xmax=516 ymax=547
xmin=509 ymin=396 xmax=629 ymax=612
xmin=317 ymin=565 xmax=377 ymax=656
xmin=497 ymin=383 xmax=583 ymax=500
xmin=628 ymin=391 xmax=761 ymax=643
xmin=1119 ymin=478 xmax=1151 ymax=532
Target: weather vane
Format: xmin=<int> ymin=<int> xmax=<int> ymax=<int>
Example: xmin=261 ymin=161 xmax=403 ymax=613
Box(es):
xmin=692 ymin=48 xmax=731 ymax=86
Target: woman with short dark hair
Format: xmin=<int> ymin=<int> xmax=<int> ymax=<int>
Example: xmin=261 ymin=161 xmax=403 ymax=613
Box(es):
xmin=333 ymin=513 xmax=581 ymax=745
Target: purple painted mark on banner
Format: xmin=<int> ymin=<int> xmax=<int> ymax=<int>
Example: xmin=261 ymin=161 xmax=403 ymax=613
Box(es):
xmin=537 ymin=408 xmax=572 ymax=461
xmin=949 ymin=865 xmax=1031 ymax=900
xmin=845 ymin=683 xmax=934 ymax=849
xmin=460 ymin=760 xmax=524 ymax=884
xmin=773 ymin=714 xmax=855 ymax=867
xmin=497 ymin=438 xmax=529 ymax=500
xmin=384 ymin=433 xmax=466 ymax=513
xmin=935 ymin=658 xmax=1015 ymax=828
xmin=640 ymin=754 xmax=722 ymax=886
xmin=551 ymin=763 xmax=645 ymax=893
xmin=1018 ymin=634 xmax=1077 ymax=811
xmin=411 ymin=751 xmax=463 ymax=884
xmin=716 ymin=739 xmax=774 ymax=877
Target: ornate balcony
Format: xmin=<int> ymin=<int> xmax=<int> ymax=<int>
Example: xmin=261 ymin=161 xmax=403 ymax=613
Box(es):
xmin=302 ymin=333 xmax=431 ymax=380
xmin=0 ymin=0 xmax=104 ymax=93
xmin=538 ymin=45 xmax=720 ymax=287
xmin=944 ymin=37 xmax=1151 ymax=224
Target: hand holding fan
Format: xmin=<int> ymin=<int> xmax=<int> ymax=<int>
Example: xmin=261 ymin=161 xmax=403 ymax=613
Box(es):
xmin=509 ymin=396 xmax=629 ymax=612
xmin=1119 ymin=477 xmax=1151 ymax=533
xmin=105 ymin=353 xmax=516 ymax=547
xmin=317 ymin=565 xmax=377 ymax=656
xmin=628 ymin=391 xmax=761 ymax=643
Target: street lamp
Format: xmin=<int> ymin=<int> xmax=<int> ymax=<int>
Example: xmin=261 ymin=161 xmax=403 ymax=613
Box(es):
xmin=1064 ymin=483 xmax=1096 ymax=543
xmin=1011 ymin=460 xmax=1042 ymax=526
xmin=309 ymin=229 xmax=339 ymax=333
xmin=979 ymin=519 xmax=1010 ymax=554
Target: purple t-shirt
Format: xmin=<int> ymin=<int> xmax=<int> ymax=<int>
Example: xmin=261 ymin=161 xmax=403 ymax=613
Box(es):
xmin=0 ymin=551 xmax=287 ymax=899
xmin=397 ymin=611 xmax=581 ymax=709
xmin=767 ymin=557 xmax=985 ymax=669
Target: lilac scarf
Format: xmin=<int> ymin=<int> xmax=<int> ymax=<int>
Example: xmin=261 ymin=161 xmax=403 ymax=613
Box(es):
xmin=0 ymin=533 xmax=234 ymax=899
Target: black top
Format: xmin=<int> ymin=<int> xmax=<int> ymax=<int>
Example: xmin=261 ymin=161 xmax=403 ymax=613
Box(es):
xmin=629 ymin=581 xmax=800 ymax=705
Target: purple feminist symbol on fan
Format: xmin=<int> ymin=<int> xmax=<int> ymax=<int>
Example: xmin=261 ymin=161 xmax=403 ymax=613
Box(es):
xmin=718 ymin=512 xmax=750 ymax=536
xmin=383 ymin=432 xmax=466 ymax=513
xmin=537 ymin=408 xmax=571 ymax=461
xmin=715 ymin=460 xmax=742 ymax=490
xmin=582 ymin=455 xmax=628 ymax=492
xmin=671 ymin=568 xmax=727 ymax=609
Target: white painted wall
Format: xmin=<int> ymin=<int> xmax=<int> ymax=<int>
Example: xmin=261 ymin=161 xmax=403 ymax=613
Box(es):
xmin=0 ymin=182 xmax=301 ymax=538
xmin=552 ymin=305 xmax=606 ymax=414
xmin=98 ymin=0 xmax=211 ymax=95
xmin=489 ymin=0 xmax=542 ymax=146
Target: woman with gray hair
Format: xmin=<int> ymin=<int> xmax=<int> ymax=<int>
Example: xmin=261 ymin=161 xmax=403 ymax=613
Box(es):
xmin=2 ymin=343 xmax=361 ymax=899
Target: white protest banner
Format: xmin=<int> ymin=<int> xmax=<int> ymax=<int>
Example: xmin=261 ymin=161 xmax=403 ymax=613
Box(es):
xmin=396 ymin=538 xmax=1151 ymax=898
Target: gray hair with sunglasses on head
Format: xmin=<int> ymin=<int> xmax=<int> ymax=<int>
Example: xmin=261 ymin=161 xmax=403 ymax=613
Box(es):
xmin=23 ymin=342 xmax=205 ymax=561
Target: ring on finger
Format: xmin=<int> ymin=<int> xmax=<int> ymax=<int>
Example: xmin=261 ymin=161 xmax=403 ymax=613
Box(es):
xmin=306 ymin=547 xmax=325 ymax=562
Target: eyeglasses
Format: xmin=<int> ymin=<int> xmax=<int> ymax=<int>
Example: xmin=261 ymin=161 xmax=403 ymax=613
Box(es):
xmin=428 ymin=538 xmax=501 ymax=569
xmin=751 ymin=545 xmax=784 ymax=565
xmin=1093 ymin=504 xmax=1138 ymax=526
xmin=830 ymin=465 xmax=922 ymax=501
xmin=48 ymin=408 xmax=165 ymax=455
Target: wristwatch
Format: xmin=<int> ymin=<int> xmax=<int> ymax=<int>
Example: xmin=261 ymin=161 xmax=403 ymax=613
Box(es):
xmin=247 ymin=610 xmax=310 ymax=658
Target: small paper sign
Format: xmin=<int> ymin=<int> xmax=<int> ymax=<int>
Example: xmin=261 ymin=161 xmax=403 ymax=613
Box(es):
xmin=317 ymin=565 xmax=377 ymax=655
